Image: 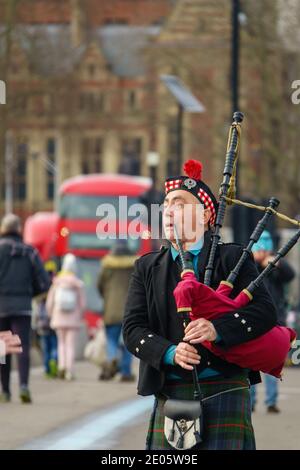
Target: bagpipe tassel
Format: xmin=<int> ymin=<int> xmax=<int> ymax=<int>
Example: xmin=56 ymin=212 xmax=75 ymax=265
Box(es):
xmin=176 ymin=435 xmax=184 ymax=449
xmin=168 ymin=422 xmax=175 ymax=442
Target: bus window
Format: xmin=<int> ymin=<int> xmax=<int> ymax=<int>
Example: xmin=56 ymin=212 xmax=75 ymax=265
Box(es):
xmin=59 ymin=195 xmax=142 ymax=220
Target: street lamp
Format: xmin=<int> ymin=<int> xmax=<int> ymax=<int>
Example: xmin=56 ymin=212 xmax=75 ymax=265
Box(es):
xmin=5 ymin=131 xmax=14 ymax=214
xmin=160 ymin=75 xmax=205 ymax=175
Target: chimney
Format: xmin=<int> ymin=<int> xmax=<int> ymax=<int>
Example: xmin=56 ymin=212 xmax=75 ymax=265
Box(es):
xmin=70 ymin=0 xmax=87 ymax=48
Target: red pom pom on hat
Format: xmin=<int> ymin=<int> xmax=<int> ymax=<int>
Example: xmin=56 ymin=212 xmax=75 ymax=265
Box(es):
xmin=183 ymin=159 xmax=202 ymax=180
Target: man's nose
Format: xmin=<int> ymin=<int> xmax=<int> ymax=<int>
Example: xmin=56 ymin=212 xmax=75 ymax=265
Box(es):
xmin=164 ymin=205 xmax=172 ymax=218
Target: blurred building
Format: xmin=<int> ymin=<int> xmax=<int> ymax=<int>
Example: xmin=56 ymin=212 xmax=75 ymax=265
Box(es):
xmin=0 ymin=0 xmax=300 ymax=218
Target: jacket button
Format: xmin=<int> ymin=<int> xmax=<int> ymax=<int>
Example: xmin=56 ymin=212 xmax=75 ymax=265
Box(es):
xmin=140 ymin=339 xmax=145 ymax=344
xmin=135 ymin=347 xmax=139 ymax=353
xmin=207 ymin=361 xmax=211 ymax=366
xmin=234 ymin=313 xmax=239 ymax=318
xmin=247 ymin=327 xmax=252 ymax=332
xmin=241 ymin=319 xmax=246 ymax=324
xmin=148 ymin=334 xmax=153 ymax=338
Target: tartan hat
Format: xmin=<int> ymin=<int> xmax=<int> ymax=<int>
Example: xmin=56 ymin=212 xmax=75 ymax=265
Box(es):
xmin=164 ymin=159 xmax=218 ymax=226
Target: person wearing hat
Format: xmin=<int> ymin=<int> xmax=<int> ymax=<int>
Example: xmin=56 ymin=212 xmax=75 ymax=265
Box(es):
xmin=250 ymin=231 xmax=295 ymax=413
xmin=97 ymin=240 xmax=137 ymax=382
xmin=123 ymin=160 xmax=277 ymax=450
xmin=0 ymin=214 xmax=50 ymax=404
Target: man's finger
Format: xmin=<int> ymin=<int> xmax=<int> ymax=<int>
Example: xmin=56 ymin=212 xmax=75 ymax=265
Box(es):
xmin=177 ymin=355 xmax=200 ymax=365
xmin=176 ymin=351 xmax=200 ymax=363
xmin=0 ymin=331 xmax=13 ymax=339
xmin=178 ymin=360 xmax=194 ymax=371
xmin=7 ymin=346 xmax=23 ymax=354
xmin=190 ymin=334 xmax=210 ymax=344
xmin=183 ymin=327 xmax=199 ymax=339
xmin=184 ymin=327 xmax=209 ymax=342
xmin=177 ymin=347 xmax=200 ymax=360
xmin=11 ymin=334 xmax=21 ymax=345
xmin=184 ymin=319 xmax=206 ymax=334
xmin=179 ymin=342 xmax=199 ymax=354
xmin=184 ymin=321 xmax=199 ymax=333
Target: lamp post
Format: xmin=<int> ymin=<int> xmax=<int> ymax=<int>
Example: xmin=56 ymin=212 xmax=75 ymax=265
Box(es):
xmin=146 ymin=151 xmax=160 ymax=188
xmin=5 ymin=131 xmax=14 ymax=214
xmin=231 ymin=0 xmax=240 ymax=118
xmin=160 ymin=75 xmax=205 ymax=175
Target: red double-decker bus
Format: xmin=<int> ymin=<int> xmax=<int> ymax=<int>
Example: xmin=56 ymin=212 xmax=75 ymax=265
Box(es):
xmin=25 ymin=174 xmax=152 ymax=332
xmin=57 ymin=173 xmax=152 ymax=324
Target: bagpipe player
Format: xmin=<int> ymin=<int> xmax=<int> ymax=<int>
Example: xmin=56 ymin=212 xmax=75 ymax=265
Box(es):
xmin=123 ymin=159 xmax=277 ymax=450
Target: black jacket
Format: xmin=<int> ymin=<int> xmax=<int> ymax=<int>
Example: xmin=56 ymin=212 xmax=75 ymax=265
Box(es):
xmin=0 ymin=233 xmax=51 ymax=316
xmin=257 ymin=258 xmax=295 ymax=326
xmin=123 ymin=231 xmax=277 ymax=396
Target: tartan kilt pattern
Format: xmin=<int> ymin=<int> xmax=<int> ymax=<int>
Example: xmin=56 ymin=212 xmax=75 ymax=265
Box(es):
xmin=146 ymin=374 xmax=256 ymax=450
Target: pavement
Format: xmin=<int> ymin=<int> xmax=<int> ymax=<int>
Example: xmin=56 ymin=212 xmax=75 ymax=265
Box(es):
xmin=0 ymin=359 xmax=300 ymax=450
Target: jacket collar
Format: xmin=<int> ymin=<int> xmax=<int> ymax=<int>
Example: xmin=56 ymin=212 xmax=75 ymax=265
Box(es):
xmin=0 ymin=232 xmax=22 ymax=241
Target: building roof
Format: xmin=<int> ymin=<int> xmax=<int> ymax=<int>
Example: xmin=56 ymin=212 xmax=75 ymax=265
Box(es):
xmin=0 ymin=24 xmax=160 ymax=78
xmin=96 ymin=25 xmax=160 ymax=77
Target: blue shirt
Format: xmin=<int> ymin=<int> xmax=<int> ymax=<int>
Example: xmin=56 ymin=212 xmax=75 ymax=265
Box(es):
xmin=170 ymin=238 xmax=203 ymax=279
xmin=164 ymin=238 xmax=220 ymax=379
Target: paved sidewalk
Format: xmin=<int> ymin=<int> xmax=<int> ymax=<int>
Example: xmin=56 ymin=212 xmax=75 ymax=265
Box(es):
xmin=1 ymin=361 xmax=299 ymax=450
xmin=0 ymin=360 xmax=140 ymax=450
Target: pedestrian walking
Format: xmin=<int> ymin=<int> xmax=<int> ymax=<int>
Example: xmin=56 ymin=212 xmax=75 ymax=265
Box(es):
xmin=97 ymin=240 xmax=137 ymax=382
xmin=34 ymin=294 xmax=58 ymax=378
xmin=0 ymin=214 xmax=50 ymax=403
xmin=250 ymin=230 xmax=295 ymax=413
xmin=46 ymin=254 xmax=85 ymax=381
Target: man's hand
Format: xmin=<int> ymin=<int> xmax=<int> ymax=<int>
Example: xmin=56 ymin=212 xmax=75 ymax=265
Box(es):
xmin=183 ymin=318 xmax=217 ymax=344
xmin=174 ymin=342 xmax=201 ymax=371
xmin=0 ymin=331 xmax=22 ymax=355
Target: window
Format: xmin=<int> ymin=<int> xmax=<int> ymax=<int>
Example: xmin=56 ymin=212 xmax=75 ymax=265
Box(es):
xmin=167 ymin=117 xmax=178 ymax=175
xmin=119 ymin=138 xmax=142 ymax=175
xmin=81 ymin=137 xmax=103 ymax=174
xmin=78 ymin=93 xmax=106 ymax=113
xmin=104 ymin=18 xmax=128 ymax=25
xmin=13 ymin=94 xmax=27 ymax=114
xmin=14 ymin=138 xmax=28 ymax=201
xmin=126 ymin=90 xmax=138 ymax=111
xmin=10 ymin=62 xmax=19 ymax=74
xmin=88 ymin=63 xmax=96 ymax=78
xmin=97 ymin=93 xmax=105 ymax=112
xmin=59 ymin=194 xmax=139 ymax=220
xmin=46 ymin=138 xmax=56 ymax=200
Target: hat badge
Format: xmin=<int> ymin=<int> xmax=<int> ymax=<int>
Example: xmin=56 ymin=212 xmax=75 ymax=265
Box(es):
xmin=183 ymin=178 xmax=197 ymax=190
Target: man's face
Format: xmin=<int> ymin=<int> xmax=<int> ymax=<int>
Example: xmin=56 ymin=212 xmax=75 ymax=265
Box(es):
xmin=163 ymin=189 xmax=211 ymax=244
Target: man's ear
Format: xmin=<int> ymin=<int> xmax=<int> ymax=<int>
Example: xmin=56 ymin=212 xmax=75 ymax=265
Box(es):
xmin=203 ymin=208 xmax=211 ymax=225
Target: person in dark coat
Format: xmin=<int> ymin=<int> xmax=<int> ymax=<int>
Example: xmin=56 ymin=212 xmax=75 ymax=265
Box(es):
xmin=123 ymin=160 xmax=277 ymax=450
xmin=250 ymin=230 xmax=295 ymax=413
xmin=98 ymin=240 xmax=137 ymax=382
xmin=0 ymin=214 xmax=50 ymax=403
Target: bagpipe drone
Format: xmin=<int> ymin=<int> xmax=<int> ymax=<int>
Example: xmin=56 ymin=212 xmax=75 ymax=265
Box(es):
xmin=173 ymin=112 xmax=298 ymax=379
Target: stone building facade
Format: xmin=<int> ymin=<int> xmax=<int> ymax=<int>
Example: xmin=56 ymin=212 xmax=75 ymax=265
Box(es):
xmin=0 ymin=0 xmax=299 ymax=218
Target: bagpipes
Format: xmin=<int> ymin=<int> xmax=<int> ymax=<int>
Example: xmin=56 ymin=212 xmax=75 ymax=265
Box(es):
xmin=174 ymin=111 xmax=298 ymax=378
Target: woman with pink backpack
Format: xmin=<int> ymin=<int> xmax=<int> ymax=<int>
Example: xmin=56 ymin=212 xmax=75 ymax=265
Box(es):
xmin=46 ymin=254 xmax=86 ymax=381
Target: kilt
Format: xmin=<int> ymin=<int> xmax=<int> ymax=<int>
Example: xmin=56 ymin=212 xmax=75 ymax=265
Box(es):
xmin=146 ymin=373 xmax=256 ymax=450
